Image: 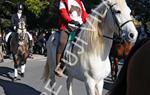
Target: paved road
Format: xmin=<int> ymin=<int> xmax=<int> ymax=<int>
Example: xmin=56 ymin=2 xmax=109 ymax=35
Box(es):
xmin=0 ymin=54 xmax=119 ymax=95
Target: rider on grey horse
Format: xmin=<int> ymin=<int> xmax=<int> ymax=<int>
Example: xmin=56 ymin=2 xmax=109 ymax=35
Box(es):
xmin=5 ymin=3 xmax=33 ymax=58
xmin=54 ymin=0 xmax=88 ymax=77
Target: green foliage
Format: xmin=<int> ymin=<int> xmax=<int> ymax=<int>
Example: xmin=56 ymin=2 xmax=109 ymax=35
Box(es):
xmin=127 ymin=0 xmax=150 ymax=31
xmin=1 ymin=18 xmax=11 ymax=28
xmin=83 ymin=0 xmax=102 ymax=13
xmin=25 ymin=0 xmax=49 ymax=16
xmin=48 ymin=0 xmax=59 ymax=16
xmin=46 ymin=0 xmax=60 ymax=28
xmin=0 ymin=1 xmax=15 ymax=29
xmin=146 ymin=21 xmax=150 ymax=32
xmin=10 ymin=0 xmax=25 ymax=3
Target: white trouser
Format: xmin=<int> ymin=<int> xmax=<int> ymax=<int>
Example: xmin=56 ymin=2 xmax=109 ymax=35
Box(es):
xmin=5 ymin=32 xmax=33 ymax=42
xmin=5 ymin=32 xmax=12 ymax=42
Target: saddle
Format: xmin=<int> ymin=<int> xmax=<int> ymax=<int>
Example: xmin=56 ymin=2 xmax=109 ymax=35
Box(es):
xmin=62 ymin=25 xmax=81 ymax=64
xmin=51 ymin=26 xmax=80 ymax=66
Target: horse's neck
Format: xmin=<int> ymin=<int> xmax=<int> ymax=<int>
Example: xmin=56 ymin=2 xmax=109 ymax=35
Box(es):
xmin=78 ymin=28 xmax=113 ymax=60
xmin=101 ymin=27 xmax=114 ymax=59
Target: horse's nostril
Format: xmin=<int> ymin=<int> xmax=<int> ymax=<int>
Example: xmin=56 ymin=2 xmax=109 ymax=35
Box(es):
xmin=129 ymin=33 xmax=134 ymax=39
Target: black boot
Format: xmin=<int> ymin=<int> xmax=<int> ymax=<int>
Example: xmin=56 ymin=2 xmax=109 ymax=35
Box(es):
xmin=5 ymin=41 xmax=11 ymax=58
xmin=6 ymin=32 xmax=15 ymax=59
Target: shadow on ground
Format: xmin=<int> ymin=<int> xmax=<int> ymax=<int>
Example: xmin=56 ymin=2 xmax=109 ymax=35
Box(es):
xmin=104 ymin=78 xmax=114 ymax=91
xmin=0 ymin=67 xmax=41 ymax=95
xmin=0 ymin=67 xmax=14 ymax=80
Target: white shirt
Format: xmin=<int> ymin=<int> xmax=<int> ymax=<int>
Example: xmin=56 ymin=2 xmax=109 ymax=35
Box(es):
xmin=17 ymin=13 xmax=22 ymax=19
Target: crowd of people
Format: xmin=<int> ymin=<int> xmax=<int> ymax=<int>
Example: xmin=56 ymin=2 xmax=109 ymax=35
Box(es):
xmin=0 ymin=3 xmax=52 ymax=60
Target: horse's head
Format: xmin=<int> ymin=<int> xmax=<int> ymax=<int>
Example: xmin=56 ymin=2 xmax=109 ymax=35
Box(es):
xmin=91 ymin=0 xmax=138 ymax=43
xmin=18 ymin=18 xmax=26 ymax=29
xmin=17 ymin=18 xmax=27 ymax=41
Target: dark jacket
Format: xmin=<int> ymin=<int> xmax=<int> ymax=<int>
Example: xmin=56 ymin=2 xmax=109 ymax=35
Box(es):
xmin=11 ymin=13 xmax=26 ymax=31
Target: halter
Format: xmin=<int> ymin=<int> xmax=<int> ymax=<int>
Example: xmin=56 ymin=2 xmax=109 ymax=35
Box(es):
xmin=103 ymin=3 xmax=133 ymax=41
xmin=17 ymin=19 xmax=27 ymax=41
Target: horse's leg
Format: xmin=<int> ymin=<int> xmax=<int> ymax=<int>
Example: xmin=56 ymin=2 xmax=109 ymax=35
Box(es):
xmin=84 ymin=75 xmax=96 ymax=95
xmin=110 ymin=57 xmax=115 ymax=81
xmin=43 ymin=59 xmax=56 ymax=95
xmin=21 ymin=64 xmax=25 ymax=76
xmin=20 ymin=53 xmax=28 ymax=77
xmin=20 ymin=60 xmax=26 ymax=77
xmin=13 ymin=54 xmax=19 ymax=80
xmin=14 ymin=65 xmax=18 ymax=78
xmin=95 ymin=79 xmax=104 ymax=95
xmin=50 ymin=76 xmax=56 ymax=95
xmin=114 ymin=58 xmax=119 ymax=80
xmin=112 ymin=58 xmax=116 ymax=81
xmin=0 ymin=52 xmax=4 ymax=62
xmin=109 ymin=55 xmax=114 ymax=81
xmin=67 ymin=77 xmax=73 ymax=95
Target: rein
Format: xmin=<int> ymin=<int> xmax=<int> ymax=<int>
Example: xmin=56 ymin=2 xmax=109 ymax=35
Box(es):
xmin=101 ymin=3 xmax=133 ymax=41
xmin=17 ymin=28 xmax=26 ymax=30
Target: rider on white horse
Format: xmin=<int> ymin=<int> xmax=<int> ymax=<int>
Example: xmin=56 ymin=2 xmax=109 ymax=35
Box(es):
xmin=5 ymin=3 xmax=33 ymax=58
xmin=55 ymin=0 xmax=88 ymax=77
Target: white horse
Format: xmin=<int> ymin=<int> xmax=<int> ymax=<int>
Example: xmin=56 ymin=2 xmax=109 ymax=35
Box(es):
xmin=43 ymin=0 xmax=138 ymax=95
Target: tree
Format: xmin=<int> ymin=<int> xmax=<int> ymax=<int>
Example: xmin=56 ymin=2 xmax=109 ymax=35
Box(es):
xmin=83 ymin=0 xmax=102 ymax=13
xmin=127 ymin=0 xmax=150 ymax=31
xmin=25 ymin=0 xmax=49 ymax=17
xmin=0 ymin=0 xmax=15 ymax=30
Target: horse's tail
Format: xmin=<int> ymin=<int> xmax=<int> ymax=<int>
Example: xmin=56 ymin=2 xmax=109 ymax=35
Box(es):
xmin=42 ymin=59 xmax=50 ymax=83
xmin=42 ymin=36 xmax=51 ymax=83
xmin=42 ymin=33 xmax=58 ymax=83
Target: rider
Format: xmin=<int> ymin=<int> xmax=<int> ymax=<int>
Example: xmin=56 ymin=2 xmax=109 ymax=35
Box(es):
xmin=5 ymin=3 xmax=33 ymax=58
xmin=55 ymin=0 xmax=88 ymax=77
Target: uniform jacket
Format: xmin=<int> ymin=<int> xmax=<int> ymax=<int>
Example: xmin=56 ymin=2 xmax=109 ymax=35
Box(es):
xmin=59 ymin=0 xmax=88 ymax=31
xmin=11 ymin=13 xmax=26 ymax=30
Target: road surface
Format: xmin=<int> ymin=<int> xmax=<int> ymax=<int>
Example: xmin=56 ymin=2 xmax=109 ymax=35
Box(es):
xmin=0 ymin=54 xmax=120 ymax=95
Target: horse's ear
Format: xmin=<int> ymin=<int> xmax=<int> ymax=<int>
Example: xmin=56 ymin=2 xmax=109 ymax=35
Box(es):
xmin=104 ymin=0 xmax=111 ymax=4
xmin=102 ymin=7 xmax=108 ymax=18
xmin=92 ymin=2 xmax=109 ymax=20
xmin=99 ymin=3 xmax=109 ymax=19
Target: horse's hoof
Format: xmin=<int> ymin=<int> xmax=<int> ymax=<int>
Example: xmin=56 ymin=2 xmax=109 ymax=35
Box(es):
xmin=20 ymin=73 xmax=24 ymax=77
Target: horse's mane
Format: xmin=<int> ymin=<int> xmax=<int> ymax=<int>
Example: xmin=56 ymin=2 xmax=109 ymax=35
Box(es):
xmin=77 ymin=1 xmax=109 ymax=55
xmin=77 ymin=0 xmax=128 ymax=55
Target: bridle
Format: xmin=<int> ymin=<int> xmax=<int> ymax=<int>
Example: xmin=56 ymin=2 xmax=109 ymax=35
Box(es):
xmin=18 ymin=20 xmax=26 ymax=30
xmin=103 ymin=3 xmax=133 ymax=41
xmin=17 ymin=20 xmax=26 ymax=41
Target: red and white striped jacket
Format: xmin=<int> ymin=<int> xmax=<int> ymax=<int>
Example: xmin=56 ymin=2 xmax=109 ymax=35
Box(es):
xmin=59 ymin=0 xmax=88 ymax=31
